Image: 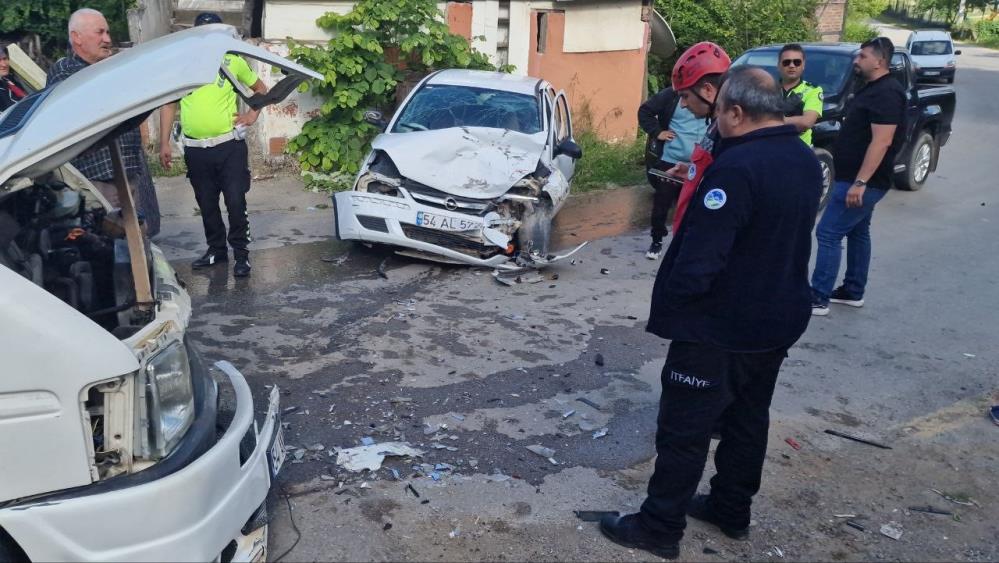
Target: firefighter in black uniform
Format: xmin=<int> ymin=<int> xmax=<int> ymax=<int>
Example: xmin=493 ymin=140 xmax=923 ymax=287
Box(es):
xmin=599 ymin=66 xmax=823 ymax=559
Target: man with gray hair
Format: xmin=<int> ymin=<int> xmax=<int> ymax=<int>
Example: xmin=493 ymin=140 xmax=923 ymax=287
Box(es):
xmin=600 ymin=66 xmax=822 ymax=559
xmin=46 ymin=8 xmax=160 ymax=235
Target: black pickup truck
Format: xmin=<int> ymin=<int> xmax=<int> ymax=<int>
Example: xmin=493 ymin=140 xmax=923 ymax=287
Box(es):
xmin=733 ymin=43 xmax=956 ymax=206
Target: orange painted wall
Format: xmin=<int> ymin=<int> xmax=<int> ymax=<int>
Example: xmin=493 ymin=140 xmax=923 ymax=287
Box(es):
xmin=527 ymin=10 xmax=647 ymax=141
xmin=446 ymin=2 xmax=473 ymax=41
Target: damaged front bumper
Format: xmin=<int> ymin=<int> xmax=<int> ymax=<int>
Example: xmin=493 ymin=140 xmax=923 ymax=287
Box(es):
xmin=0 ymin=362 xmax=282 ymax=562
xmin=333 ymin=190 xmax=517 ymax=268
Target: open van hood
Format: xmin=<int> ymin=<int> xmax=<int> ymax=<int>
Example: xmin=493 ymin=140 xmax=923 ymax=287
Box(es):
xmin=0 ymin=24 xmax=321 ymax=187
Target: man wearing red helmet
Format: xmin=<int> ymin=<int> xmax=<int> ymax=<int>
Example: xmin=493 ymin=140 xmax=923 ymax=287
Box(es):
xmin=664 ymin=41 xmax=732 ymax=232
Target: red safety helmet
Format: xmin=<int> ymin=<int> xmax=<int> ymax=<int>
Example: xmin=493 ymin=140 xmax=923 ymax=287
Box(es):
xmin=671 ymin=41 xmax=732 ymax=91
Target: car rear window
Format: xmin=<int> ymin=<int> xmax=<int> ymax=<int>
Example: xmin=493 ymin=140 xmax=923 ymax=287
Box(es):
xmin=910 ymin=41 xmax=953 ymax=55
xmin=392 ymin=84 xmax=542 ymax=135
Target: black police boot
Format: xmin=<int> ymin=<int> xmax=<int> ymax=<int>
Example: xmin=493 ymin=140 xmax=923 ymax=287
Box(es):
xmin=599 ymin=513 xmax=679 ymax=560
xmin=192 ymin=250 xmax=228 ymax=269
xmin=686 ymin=494 xmax=750 ymax=540
xmin=233 ymin=256 xmax=251 ymax=278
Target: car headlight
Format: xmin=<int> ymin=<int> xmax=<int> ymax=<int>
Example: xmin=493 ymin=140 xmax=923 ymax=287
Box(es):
xmin=145 ymin=342 xmax=194 ymax=458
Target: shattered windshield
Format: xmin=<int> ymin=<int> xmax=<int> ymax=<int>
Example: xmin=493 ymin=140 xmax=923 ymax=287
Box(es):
xmin=392 ymin=85 xmax=542 ymax=134
xmin=910 ymin=41 xmax=952 ymax=56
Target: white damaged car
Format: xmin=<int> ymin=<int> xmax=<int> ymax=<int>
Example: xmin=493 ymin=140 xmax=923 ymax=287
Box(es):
xmin=333 ymin=70 xmax=585 ymax=268
xmin=0 ymin=26 xmax=319 ymax=561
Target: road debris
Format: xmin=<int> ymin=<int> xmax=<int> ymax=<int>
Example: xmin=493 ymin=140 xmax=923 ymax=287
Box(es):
xmin=879 ymin=522 xmax=903 ymax=540
xmin=703 ymin=546 xmax=719 ymax=554
xmin=321 ymin=254 xmax=349 ymax=266
xmin=576 ymin=397 xmax=603 ymax=411
xmin=908 ymin=505 xmax=952 ymax=516
xmin=592 ymin=428 xmax=609 ymax=439
xmin=784 ymin=437 xmax=802 ymax=450
xmin=963 ymin=353 xmax=976 ymax=358
xmin=990 ymin=405 xmax=999 ymax=426
xmin=377 ymin=257 xmax=389 ymax=279
xmin=574 ymin=510 xmax=619 ymax=522
xmin=486 ymin=472 xmax=512 ymax=482
xmin=595 ymin=353 xmax=605 ymax=367
xmin=406 ymin=483 xmax=421 ymax=498
xmin=493 ymin=269 xmax=545 ymax=286
xmin=449 ymin=528 xmax=460 ymax=538
xmin=773 ymin=546 xmax=784 ymax=558
xmin=824 ymin=429 xmax=892 ymax=449
xmin=578 ymin=419 xmax=600 ymax=432
xmin=562 ymin=410 xmax=576 ymax=419
xmin=600 ymin=268 xmax=610 ymax=275
xmin=526 ymin=445 xmax=556 ymax=458
xmin=451 ymin=413 xmax=466 ymax=422
xmin=833 ymin=514 xmax=857 ymax=518
xmin=360 ymin=437 xmax=375 ymax=446
xmin=846 ymin=520 xmax=866 ymax=532
xmin=383 ymin=522 xmax=393 ymax=531
xmin=335 ymin=442 xmax=425 ymax=472
xmin=930 ymin=488 xmax=980 ymax=507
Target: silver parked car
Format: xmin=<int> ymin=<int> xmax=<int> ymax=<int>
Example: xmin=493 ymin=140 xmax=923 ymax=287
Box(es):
xmin=333 ymin=69 xmax=585 ymax=269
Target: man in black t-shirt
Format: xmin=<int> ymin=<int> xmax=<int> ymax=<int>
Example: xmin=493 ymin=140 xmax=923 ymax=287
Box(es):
xmin=810 ymin=37 xmax=905 ymax=316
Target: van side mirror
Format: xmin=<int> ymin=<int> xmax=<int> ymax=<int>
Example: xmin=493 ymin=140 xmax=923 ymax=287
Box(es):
xmin=364 ymin=109 xmax=388 ymax=130
xmin=954 ymin=49 xmax=962 ymax=55
xmin=555 ymin=139 xmax=583 ymax=160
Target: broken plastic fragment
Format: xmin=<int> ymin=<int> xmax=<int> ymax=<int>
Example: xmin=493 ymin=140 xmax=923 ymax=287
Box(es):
xmin=336 ymin=442 xmax=425 ymax=472
xmin=526 ymin=444 xmax=556 ymax=458
xmin=592 ymin=428 xmax=609 ymax=439
xmin=361 ymin=437 xmax=375 ymax=446
xmin=562 ymin=410 xmax=575 ymax=419
xmin=879 ymin=522 xmax=903 ymax=540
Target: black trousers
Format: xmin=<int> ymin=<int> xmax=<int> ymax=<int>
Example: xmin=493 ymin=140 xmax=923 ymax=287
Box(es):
xmin=184 ymin=140 xmax=251 ymax=259
xmin=647 ymin=161 xmax=681 ymax=243
xmin=640 ymin=340 xmax=788 ymax=542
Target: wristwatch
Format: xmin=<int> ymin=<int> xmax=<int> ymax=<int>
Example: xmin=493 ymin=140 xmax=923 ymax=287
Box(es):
xmin=852 ymin=179 xmax=867 ymax=187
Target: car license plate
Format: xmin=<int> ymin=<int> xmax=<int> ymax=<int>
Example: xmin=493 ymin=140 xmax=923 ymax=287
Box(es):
xmin=416 ymin=211 xmax=481 ymax=232
xmin=924 ymin=71 xmax=939 ymax=76
xmin=266 ymin=387 xmax=285 ymax=477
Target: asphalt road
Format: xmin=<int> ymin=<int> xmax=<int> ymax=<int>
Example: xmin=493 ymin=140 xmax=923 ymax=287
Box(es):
xmin=157 ymin=27 xmax=998 ymax=563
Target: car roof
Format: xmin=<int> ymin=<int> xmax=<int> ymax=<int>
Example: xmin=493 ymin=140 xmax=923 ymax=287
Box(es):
xmin=909 ymin=29 xmax=952 ymax=41
xmin=426 ymin=69 xmax=544 ymax=96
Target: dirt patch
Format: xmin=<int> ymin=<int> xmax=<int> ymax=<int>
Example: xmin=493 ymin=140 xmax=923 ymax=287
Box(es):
xmin=360 ymin=498 xmax=402 ymax=524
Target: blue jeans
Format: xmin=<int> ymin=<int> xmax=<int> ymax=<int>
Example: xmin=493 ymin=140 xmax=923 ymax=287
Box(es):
xmin=811 ymin=181 xmax=887 ymax=302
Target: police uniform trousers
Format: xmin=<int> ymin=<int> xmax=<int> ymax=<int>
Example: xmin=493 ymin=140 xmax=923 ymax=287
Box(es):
xmin=184 ymin=139 xmax=251 ymax=259
xmin=639 ymin=340 xmax=788 ymax=541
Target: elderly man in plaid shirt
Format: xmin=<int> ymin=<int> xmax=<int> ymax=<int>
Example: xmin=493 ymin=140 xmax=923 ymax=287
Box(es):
xmin=47 ymin=8 xmax=160 ymax=235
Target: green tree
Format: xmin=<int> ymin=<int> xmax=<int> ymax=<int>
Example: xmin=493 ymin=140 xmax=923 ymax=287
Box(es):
xmin=287 ymin=0 xmax=500 ymax=189
xmin=0 ymin=0 xmax=135 ymax=59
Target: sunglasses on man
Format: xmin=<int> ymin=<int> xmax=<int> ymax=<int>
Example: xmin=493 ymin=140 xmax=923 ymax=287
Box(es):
xmin=781 ymin=58 xmax=803 ymax=67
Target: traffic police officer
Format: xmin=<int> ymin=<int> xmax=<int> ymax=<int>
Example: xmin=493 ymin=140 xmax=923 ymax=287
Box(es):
xmin=599 ymin=66 xmax=823 ymax=559
xmin=159 ymin=12 xmax=268 ymax=277
xmin=778 ymin=43 xmax=823 ymax=145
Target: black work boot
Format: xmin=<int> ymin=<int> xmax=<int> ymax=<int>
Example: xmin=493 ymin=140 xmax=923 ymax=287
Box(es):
xmin=599 ymin=513 xmax=679 ymax=560
xmin=192 ymin=250 xmax=228 ymax=269
xmin=686 ymin=494 xmax=749 ymax=540
xmin=233 ymin=256 xmax=251 ymax=278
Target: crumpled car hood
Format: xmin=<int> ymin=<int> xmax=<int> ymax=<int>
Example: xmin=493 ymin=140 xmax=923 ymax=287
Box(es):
xmin=371 ymin=127 xmax=546 ymax=200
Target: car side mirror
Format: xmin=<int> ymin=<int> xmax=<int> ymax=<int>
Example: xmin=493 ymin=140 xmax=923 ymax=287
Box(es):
xmin=364 ymin=109 xmax=388 ymax=130
xmin=954 ymin=50 xmax=962 ymax=55
xmin=556 ymin=139 xmax=583 ymax=160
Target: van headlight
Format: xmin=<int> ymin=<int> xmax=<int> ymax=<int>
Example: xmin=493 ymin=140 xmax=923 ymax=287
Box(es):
xmin=145 ymin=342 xmax=195 ymax=458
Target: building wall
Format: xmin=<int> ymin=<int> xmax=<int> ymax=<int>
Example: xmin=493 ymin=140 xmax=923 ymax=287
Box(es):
xmin=526 ymin=9 xmax=647 ymax=141
xmin=816 ymin=0 xmax=848 ymax=42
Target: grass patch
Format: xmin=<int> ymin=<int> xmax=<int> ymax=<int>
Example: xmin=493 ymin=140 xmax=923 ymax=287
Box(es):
xmin=148 ymin=154 xmax=187 ymax=178
xmin=572 ymin=131 xmax=646 ymax=193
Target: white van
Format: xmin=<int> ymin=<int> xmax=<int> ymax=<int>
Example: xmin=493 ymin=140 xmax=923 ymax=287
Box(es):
xmin=0 ymin=26 xmax=318 ymax=562
xmin=906 ymin=29 xmax=961 ymax=83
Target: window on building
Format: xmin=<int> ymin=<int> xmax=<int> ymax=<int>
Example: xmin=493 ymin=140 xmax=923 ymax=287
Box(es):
xmin=536 ymin=12 xmax=548 ymax=54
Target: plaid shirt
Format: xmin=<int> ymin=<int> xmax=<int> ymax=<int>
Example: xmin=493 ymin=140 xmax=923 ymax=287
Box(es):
xmin=47 ymin=53 xmax=145 ymax=181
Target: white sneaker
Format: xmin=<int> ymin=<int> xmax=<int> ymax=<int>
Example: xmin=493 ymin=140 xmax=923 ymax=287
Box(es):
xmin=646 ymin=241 xmax=663 ymax=260
xmin=811 ymin=303 xmax=830 ymax=316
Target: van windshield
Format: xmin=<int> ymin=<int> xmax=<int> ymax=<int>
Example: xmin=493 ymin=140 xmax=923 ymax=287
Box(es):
xmin=910 ymin=41 xmax=952 ymax=55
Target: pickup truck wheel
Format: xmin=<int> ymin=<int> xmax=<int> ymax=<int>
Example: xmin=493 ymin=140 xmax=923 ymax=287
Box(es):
xmin=814 ymin=148 xmax=835 ymax=211
xmin=896 ymin=131 xmax=934 ymax=191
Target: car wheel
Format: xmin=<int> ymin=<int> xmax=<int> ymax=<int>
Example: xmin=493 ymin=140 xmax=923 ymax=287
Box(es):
xmin=896 ymin=131 xmax=934 ymax=191
xmin=517 ymin=200 xmax=553 ymax=258
xmin=814 ymin=147 xmax=835 ymax=212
